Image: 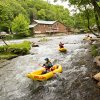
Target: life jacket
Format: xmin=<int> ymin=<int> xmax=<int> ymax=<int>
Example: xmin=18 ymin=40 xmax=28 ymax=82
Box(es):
xmin=43 ymin=61 xmax=53 ymax=70
xmin=59 ymin=43 xmax=64 ymax=48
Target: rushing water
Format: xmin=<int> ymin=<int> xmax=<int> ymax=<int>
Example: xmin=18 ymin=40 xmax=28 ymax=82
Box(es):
xmin=0 ymin=34 xmax=100 ymax=100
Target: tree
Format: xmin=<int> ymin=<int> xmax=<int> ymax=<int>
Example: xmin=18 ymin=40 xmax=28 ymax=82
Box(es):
xmin=0 ymin=35 xmax=8 ymax=46
xmin=12 ymin=14 xmax=30 ymax=37
xmin=0 ymin=0 xmax=28 ymax=33
xmin=37 ymin=9 xmax=46 ymax=19
xmin=54 ymin=0 xmax=100 ymax=36
xmin=0 ymin=1 xmax=14 ymax=33
xmin=0 ymin=0 xmax=74 ymax=35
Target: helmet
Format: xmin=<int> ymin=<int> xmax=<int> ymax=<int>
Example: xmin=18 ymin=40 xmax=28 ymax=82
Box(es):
xmin=44 ymin=58 xmax=49 ymax=61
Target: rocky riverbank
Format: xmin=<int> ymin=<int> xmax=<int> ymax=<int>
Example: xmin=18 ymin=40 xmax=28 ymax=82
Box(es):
xmin=89 ymin=38 xmax=100 ymax=87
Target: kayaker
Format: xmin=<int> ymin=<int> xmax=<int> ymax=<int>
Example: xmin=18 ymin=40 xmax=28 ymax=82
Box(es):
xmin=42 ymin=58 xmax=53 ymax=74
xmin=59 ymin=42 xmax=64 ymax=48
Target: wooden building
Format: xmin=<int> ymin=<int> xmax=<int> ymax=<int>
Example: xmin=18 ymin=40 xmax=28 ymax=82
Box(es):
xmin=29 ymin=20 xmax=68 ymax=34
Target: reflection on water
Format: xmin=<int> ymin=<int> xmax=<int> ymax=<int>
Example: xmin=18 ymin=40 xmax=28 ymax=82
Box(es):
xmin=0 ymin=34 xmax=98 ymax=100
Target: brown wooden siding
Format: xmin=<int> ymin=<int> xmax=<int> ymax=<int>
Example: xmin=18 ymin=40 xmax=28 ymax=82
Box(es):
xmin=53 ymin=22 xmax=67 ymax=33
xmin=32 ymin=21 xmax=68 ymax=34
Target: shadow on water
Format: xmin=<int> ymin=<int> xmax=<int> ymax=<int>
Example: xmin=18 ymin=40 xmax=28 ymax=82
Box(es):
xmin=0 ymin=34 xmax=100 ymax=100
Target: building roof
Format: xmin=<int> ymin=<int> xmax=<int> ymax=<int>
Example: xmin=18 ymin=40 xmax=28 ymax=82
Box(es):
xmin=34 ymin=20 xmax=57 ymax=25
xmin=29 ymin=24 xmax=37 ymax=28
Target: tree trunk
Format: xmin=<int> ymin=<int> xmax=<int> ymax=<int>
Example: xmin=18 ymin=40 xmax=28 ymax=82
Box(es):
xmin=9 ymin=27 xmax=13 ymax=34
xmin=84 ymin=6 xmax=100 ymax=36
xmin=0 ymin=35 xmax=8 ymax=46
xmin=91 ymin=0 xmax=100 ymax=37
xmin=2 ymin=38 xmax=8 ymax=46
xmin=94 ymin=7 xmax=100 ymax=33
xmin=91 ymin=0 xmax=100 ymax=17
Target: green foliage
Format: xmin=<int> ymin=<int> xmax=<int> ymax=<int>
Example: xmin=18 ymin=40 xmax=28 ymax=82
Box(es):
xmin=12 ymin=14 xmax=30 ymax=37
xmin=0 ymin=41 xmax=31 ymax=55
xmin=0 ymin=0 xmax=27 ymax=32
xmin=91 ymin=45 xmax=97 ymax=50
xmin=0 ymin=0 xmax=75 ymax=33
xmin=4 ymin=34 xmax=32 ymax=40
xmin=91 ymin=49 xmax=98 ymax=57
xmin=57 ymin=0 xmax=100 ymax=33
xmin=33 ymin=0 xmax=73 ymax=26
xmin=0 ymin=1 xmax=13 ymax=32
xmin=38 ymin=9 xmax=46 ymax=19
xmin=0 ymin=0 xmax=100 ymax=34
xmin=72 ymin=8 xmax=96 ymax=30
xmin=91 ymin=45 xmax=98 ymax=57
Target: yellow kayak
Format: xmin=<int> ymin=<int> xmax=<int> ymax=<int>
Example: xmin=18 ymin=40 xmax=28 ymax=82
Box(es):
xmin=58 ymin=48 xmax=67 ymax=52
xmin=27 ymin=64 xmax=63 ymax=81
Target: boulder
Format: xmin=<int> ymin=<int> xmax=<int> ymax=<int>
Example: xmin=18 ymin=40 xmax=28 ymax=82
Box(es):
xmin=31 ymin=42 xmax=39 ymax=47
xmin=97 ymin=82 xmax=100 ymax=87
xmin=93 ymin=72 xmax=100 ymax=81
xmin=93 ymin=56 xmax=100 ymax=67
xmin=92 ymin=38 xmax=100 ymax=42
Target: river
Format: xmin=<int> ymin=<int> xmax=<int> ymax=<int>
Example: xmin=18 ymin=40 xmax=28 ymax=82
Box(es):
xmin=0 ymin=34 xmax=100 ymax=100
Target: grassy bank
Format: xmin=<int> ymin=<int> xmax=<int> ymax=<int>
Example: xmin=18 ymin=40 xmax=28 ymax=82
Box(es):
xmin=0 ymin=41 xmax=31 ymax=59
xmin=91 ymin=44 xmax=98 ymax=57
